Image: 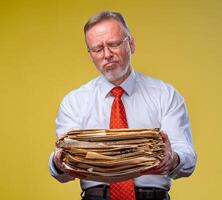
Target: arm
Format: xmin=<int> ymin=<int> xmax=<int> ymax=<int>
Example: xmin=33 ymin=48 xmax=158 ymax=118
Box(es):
xmin=48 ymin=94 xmax=81 ymax=183
xmin=160 ymin=84 xmax=197 ymax=179
xmin=145 ymin=84 xmax=197 ymax=178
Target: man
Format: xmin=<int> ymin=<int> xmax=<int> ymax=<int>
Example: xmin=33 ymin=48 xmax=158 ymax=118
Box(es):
xmin=49 ymin=11 xmax=197 ymax=200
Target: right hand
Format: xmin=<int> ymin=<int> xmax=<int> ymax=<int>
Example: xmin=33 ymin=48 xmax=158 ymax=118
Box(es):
xmin=53 ymin=148 xmax=86 ymax=179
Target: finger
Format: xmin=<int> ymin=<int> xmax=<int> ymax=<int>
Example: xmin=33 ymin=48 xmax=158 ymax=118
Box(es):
xmin=142 ymin=159 xmax=169 ymax=175
xmin=54 ymin=150 xmax=63 ymax=163
xmin=67 ymin=170 xmax=87 ymax=179
xmin=152 ymin=149 xmax=172 ymax=172
xmin=159 ymin=131 xmax=173 ymax=160
xmin=159 ymin=131 xmax=170 ymax=148
xmin=153 ymin=157 xmax=166 ymax=169
xmin=54 ymin=149 xmax=68 ymax=172
xmin=153 ymin=148 xmax=170 ymax=169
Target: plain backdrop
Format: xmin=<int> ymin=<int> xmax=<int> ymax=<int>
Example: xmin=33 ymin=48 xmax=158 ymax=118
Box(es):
xmin=0 ymin=0 xmax=221 ymax=199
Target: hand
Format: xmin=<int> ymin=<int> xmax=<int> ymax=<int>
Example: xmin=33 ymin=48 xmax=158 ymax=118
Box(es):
xmin=53 ymin=148 xmax=86 ymax=179
xmin=143 ymin=131 xmax=179 ymax=175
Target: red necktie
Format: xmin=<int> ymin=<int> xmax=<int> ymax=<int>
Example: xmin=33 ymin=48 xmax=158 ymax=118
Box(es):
xmin=109 ymin=86 xmax=136 ymax=200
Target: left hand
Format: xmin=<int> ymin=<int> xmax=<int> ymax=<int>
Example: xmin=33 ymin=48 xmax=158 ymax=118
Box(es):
xmin=143 ymin=131 xmax=179 ymax=175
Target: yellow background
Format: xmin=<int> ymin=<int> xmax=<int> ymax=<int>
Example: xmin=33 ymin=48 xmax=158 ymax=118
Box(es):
xmin=1 ymin=0 xmax=221 ymax=199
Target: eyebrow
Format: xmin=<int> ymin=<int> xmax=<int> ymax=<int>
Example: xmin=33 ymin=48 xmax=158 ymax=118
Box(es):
xmin=91 ymin=38 xmax=124 ymax=48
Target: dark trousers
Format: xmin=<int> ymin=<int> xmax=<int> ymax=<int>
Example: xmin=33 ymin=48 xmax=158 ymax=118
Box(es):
xmin=82 ymin=196 xmax=170 ymax=200
xmin=81 ymin=185 xmax=170 ymax=200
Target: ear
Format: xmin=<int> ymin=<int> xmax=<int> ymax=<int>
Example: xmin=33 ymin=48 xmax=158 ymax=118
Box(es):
xmin=129 ymin=37 xmax=135 ymax=54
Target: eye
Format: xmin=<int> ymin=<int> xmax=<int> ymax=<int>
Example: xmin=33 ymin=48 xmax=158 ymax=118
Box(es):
xmin=108 ymin=41 xmax=121 ymax=48
xmin=91 ymin=46 xmax=103 ymax=53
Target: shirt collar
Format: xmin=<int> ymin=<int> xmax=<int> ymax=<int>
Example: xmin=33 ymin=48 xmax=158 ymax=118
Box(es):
xmin=99 ymin=69 xmax=136 ymax=98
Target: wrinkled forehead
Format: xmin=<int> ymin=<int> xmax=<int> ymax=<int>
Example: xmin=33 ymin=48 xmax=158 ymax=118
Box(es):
xmin=85 ymin=19 xmax=127 ymax=44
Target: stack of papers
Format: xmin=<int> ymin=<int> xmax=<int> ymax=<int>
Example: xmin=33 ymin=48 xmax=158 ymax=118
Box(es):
xmin=56 ymin=128 xmax=164 ymax=182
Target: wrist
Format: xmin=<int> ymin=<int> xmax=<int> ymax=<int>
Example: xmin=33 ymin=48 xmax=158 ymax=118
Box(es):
xmin=170 ymin=152 xmax=180 ymax=171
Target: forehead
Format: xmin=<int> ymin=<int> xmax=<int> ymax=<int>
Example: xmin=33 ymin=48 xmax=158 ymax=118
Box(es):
xmin=85 ymin=19 xmax=126 ymax=44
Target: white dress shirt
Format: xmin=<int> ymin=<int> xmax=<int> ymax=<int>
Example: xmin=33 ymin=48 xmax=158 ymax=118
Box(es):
xmin=49 ymin=70 xmax=196 ymax=190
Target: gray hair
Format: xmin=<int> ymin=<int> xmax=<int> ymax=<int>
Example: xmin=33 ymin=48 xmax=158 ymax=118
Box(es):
xmin=84 ymin=10 xmax=131 ymax=37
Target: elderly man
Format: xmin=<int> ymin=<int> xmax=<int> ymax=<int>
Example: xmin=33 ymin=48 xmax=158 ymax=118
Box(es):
xmin=49 ymin=11 xmax=197 ymax=200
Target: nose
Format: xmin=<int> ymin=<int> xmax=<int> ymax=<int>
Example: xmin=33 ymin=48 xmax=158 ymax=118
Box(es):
xmin=103 ymin=46 xmax=113 ymax=59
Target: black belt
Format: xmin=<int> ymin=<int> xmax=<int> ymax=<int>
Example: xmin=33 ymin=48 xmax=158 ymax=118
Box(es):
xmin=82 ymin=185 xmax=169 ymax=200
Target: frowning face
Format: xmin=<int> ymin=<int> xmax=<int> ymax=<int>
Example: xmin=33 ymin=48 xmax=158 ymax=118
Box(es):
xmin=85 ymin=19 xmax=135 ymax=85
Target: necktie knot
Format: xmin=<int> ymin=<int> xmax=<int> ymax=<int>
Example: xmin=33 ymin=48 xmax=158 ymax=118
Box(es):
xmin=111 ymin=86 xmax=125 ymax=98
